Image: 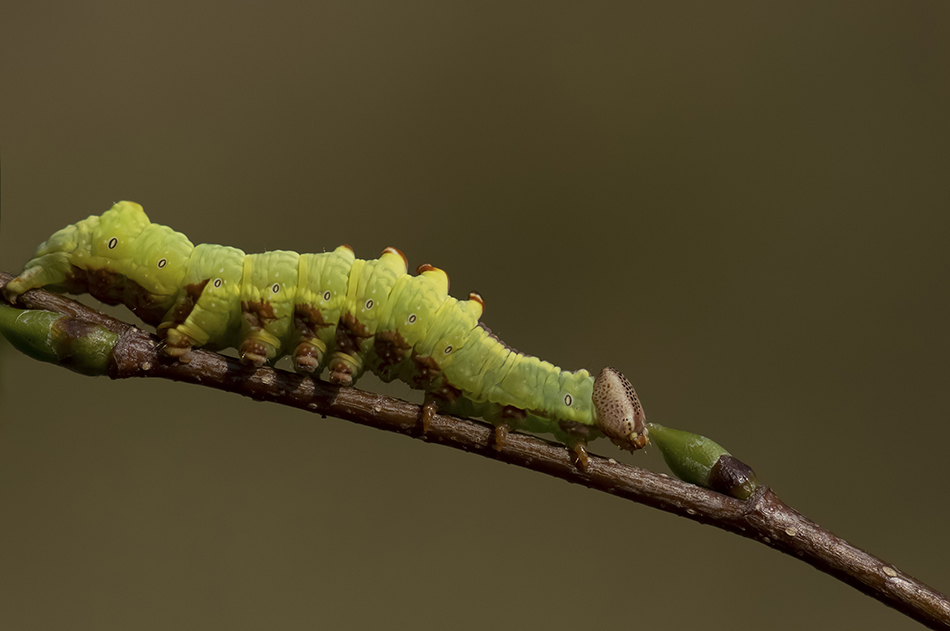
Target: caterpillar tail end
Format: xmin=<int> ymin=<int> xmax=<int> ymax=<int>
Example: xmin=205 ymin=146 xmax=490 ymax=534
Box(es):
xmin=592 ymin=367 xmax=649 ymax=453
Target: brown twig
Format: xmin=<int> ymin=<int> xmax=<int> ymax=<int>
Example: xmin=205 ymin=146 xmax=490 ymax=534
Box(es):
xmin=3 ymin=270 xmax=949 ymax=629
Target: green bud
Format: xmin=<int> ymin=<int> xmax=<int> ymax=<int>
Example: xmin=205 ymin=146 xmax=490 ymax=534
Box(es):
xmin=0 ymin=304 xmax=117 ymax=376
xmin=646 ymin=423 xmax=758 ymax=500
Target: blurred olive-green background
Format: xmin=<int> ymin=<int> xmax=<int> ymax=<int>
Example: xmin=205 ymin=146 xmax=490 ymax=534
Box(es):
xmin=2 ymin=2 xmax=948 ymax=629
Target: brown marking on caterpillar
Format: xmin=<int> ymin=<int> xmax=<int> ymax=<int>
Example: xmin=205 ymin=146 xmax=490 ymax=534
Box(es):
xmin=409 ymin=353 xmax=442 ymax=388
xmin=501 ymin=405 xmax=526 ymax=421
xmin=292 ymin=304 xmax=331 ymax=372
xmin=404 ymin=352 xmax=465 ymax=407
xmin=374 ymin=329 xmax=412 ymax=371
xmin=163 ymin=279 xmax=210 ymax=328
xmin=241 ymin=299 xmax=278 ymax=329
xmin=433 ymin=381 xmax=462 ymax=406
xmin=334 ymin=312 xmax=371 ymax=355
xmin=342 ymin=312 xmax=370 ymax=337
xmin=60 ymin=264 xmax=93 ymax=295
xmin=294 ymin=303 xmax=331 ymax=335
xmin=122 ymin=281 xmax=174 ymax=325
xmin=63 ymin=264 xmax=129 ymax=307
xmin=500 ymin=405 xmax=527 ymax=436
xmin=70 ymin=265 xmax=171 ymax=325
xmin=237 ymin=299 xmax=280 ymax=367
xmin=329 ymin=312 xmax=374 ymax=385
xmin=84 ymin=267 xmax=127 ymax=306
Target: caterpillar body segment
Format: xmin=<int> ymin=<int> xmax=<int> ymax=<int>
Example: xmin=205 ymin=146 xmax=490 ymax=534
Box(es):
xmin=4 ymin=201 xmax=649 ymax=460
xmin=290 ymin=245 xmax=356 ymax=374
xmin=329 ymin=247 xmax=409 ymax=385
xmin=158 ymin=243 xmax=247 ymax=357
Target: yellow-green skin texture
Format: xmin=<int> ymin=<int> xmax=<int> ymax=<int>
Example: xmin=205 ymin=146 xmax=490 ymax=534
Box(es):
xmin=4 ymin=202 xmax=602 ymax=446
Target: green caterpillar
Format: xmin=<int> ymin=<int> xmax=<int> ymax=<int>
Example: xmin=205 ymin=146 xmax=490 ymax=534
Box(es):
xmin=3 ymin=201 xmax=648 ymax=466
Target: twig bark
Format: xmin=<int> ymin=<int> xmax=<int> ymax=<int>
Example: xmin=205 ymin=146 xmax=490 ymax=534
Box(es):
xmin=2 ymin=270 xmax=949 ymax=629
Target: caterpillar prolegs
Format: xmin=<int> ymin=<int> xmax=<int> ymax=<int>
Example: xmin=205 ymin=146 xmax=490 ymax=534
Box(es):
xmin=3 ymin=201 xmax=649 ymax=465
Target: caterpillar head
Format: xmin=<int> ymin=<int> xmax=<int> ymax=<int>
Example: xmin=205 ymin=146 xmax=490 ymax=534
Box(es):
xmin=592 ymin=367 xmax=648 ymax=452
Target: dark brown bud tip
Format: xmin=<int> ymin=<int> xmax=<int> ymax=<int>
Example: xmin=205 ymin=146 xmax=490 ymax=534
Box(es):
xmin=708 ymin=455 xmax=759 ymax=500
